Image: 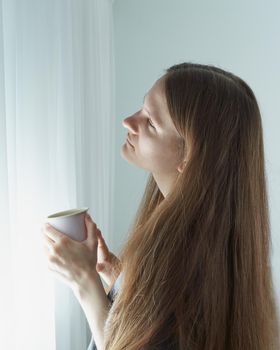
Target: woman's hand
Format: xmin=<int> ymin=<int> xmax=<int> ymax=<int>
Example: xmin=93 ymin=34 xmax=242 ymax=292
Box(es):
xmin=42 ymin=213 xmax=99 ymax=292
xmin=96 ymin=230 xmax=121 ymax=288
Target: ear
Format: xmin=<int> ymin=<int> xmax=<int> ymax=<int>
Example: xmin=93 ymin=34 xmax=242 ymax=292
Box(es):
xmin=177 ymin=159 xmax=187 ymax=173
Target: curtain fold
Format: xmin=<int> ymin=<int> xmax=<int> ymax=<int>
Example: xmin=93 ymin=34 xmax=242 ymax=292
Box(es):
xmin=0 ymin=0 xmax=115 ymax=349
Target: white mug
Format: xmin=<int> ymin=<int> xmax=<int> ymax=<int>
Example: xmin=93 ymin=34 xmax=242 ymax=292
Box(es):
xmin=46 ymin=207 xmax=89 ymax=242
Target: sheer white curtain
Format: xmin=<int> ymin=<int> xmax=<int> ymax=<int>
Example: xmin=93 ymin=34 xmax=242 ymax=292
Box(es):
xmin=0 ymin=0 xmax=116 ymax=349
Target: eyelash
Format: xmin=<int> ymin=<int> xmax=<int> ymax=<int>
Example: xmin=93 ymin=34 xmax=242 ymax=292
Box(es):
xmin=141 ymin=105 xmax=155 ymax=129
xmin=148 ymin=118 xmax=155 ymax=129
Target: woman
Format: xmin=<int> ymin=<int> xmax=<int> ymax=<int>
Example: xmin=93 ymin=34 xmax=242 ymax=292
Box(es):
xmin=43 ymin=62 xmax=280 ymax=349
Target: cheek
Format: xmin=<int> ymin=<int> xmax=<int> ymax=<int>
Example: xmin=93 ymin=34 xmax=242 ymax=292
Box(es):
xmin=139 ymin=139 xmax=161 ymax=158
xmin=140 ymin=139 xmax=180 ymax=168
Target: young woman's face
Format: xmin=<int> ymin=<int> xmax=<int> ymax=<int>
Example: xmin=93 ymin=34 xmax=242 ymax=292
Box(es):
xmin=121 ymin=76 xmax=185 ymax=180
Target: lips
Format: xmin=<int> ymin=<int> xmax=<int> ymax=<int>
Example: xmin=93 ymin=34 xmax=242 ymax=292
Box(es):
xmin=127 ymin=134 xmax=134 ymax=147
xmin=126 ymin=138 xmax=134 ymax=147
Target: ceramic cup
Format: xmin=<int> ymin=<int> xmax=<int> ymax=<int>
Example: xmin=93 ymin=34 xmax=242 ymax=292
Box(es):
xmin=46 ymin=207 xmax=89 ymax=242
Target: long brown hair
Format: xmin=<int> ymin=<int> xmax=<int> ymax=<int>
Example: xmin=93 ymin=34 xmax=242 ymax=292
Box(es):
xmin=104 ymin=63 xmax=280 ymax=349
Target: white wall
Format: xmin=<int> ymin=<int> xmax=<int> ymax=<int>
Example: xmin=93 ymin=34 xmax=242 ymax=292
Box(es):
xmin=112 ymin=0 xmax=280 ymax=310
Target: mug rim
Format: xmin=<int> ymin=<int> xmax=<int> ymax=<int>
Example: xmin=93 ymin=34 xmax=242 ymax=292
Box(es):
xmin=47 ymin=207 xmax=89 ymax=219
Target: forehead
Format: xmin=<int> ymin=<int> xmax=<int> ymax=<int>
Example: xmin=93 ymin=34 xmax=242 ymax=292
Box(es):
xmin=147 ymin=78 xmax=165 ymax=105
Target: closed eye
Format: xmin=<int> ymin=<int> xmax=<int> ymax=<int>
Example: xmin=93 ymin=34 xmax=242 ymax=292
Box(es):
xmin=148 ymin=118 xmax=156 ymax=129
xmin=141 ymin=104 xmax=156 ymax=129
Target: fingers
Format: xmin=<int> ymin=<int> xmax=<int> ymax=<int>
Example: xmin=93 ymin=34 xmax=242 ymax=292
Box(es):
xmin=43 ymin=223 xmax=66 ymax=243
xmin=85 ymin=213 xmax=109 ymax=251
xmin=43 ymin=233 xmax=55 ymax=251
xmin=85 ymin=213 xmax=96 ymax=229
xmin=85 ymin=214 xmax=102 ymax=237
xmin=85 ymin=213 xmax=99 ymax=245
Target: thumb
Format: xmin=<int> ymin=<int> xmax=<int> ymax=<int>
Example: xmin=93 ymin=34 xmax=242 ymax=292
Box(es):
xmin=96 ymin=230 xmax=106 ymax=245
xmin=84 ymin=213 xmax=98 ymax=243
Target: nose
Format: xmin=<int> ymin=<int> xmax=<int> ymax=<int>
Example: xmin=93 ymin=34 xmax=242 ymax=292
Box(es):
xmin=122 ymin=116 xmax=138 ymax=134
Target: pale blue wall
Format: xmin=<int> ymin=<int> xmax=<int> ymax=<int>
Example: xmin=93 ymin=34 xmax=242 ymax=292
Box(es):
xmin=112 ymin=0 xmax=280 ymax=311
